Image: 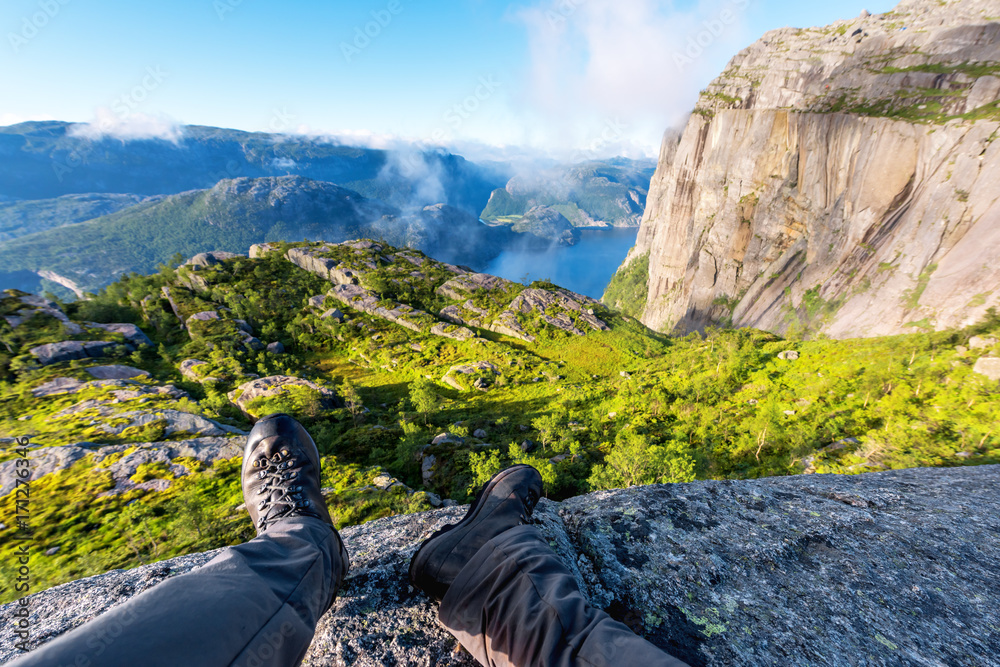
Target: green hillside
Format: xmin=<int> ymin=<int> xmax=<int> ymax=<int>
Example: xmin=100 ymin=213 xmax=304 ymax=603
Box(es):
xmin=0 ymin=241 xmax=998 ymax=601
xmin=0 ymin=178 xmax=512 ymax=294
xmin=481 ymin=160 xmax=655 ymax=227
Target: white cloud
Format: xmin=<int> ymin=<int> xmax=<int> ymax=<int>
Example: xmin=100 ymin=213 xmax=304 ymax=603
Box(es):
xmin=511 ymin=0 xmax=753 ymax=155
xmin=67 ymin=107 xmax=184 ymax=142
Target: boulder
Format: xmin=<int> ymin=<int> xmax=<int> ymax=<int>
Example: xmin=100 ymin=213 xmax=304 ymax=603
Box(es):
xmin=185 ymin=311 xmax=220 ymax=327
xmin=266 ymin=341 xmax=285 ymax=354
xmin=473 ymin=428 xmax=488 ymax=439
xmin=249 ymin=243 xmax=280 ymax=258
xmin=86 ymin=323 xmax=153 ymax=347
xmin=520 ymin=439 xmax=535 ymax=452
xmin=442 ymin=361 xmax=500 ymax=391
xmin=431 ymin=432 xmax=465 ymax=446
xmin=320 ymin=308 xmax=345 ymax=322
xmin=969 ymin=336 xmax=998 ymax=350
xmin=420 ymin=454 xmax=437 ymax=487
xmin=308 ymin=295 xmax=327 ymax=308
xmin=8 ymin=465 xmax=998 ymax=665
xmin=84 ymin=365 xmax=150 ymax=380
xmin=179 ymin=359 xmax=209 ymax=382
xmin=31 ymin=377 xmax=86 ymax=397
xmin=227 ymin=375 xmax=340 ymax=418
xmin=973 ymin=357 xmax=1000 ymax=382
xmin=29 ymin=341 xmax=120 ymax=365
xmin=777 ymin=350 xmax=800 ymax=360
xmin=183 ymin=251 xmax=242 ymax=269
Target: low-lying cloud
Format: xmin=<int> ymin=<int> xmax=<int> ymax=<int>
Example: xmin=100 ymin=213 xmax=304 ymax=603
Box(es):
xmin=67 ymin=107 xmax=184 ymax=142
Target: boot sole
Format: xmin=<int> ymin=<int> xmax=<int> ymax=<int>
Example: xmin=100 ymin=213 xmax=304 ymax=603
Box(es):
xmin=408 ymin=464 xmax=539 ymax=595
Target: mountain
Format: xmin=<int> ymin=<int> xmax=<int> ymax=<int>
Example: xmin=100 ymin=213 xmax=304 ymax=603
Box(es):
xmin=0 ymin=121 xmax=505 ymax=215
xmin=0 ymin=193 xmax=156 ymax=242
xmin=0 ymin=176 xmax=517 ymax=294
xmin=606 ymin=0 xmax=1000 ymax=338
xmin=481 ymin=159 xmax=656 ymax=228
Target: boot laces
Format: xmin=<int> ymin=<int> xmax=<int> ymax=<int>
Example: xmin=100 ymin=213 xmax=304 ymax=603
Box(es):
xmin=519 ymin=488 xmax=540 ymax=524
xmin=252 ymin=448 xmax=311 ymax=531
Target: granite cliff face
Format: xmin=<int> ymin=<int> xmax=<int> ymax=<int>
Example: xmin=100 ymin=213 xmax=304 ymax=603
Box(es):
xmin=616 ymin=0 xmax=1000 ymax=337
xmin=3 ymin=465 xmax=998 ymax=666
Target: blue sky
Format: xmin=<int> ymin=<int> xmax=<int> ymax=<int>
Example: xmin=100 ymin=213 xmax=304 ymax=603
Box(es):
xmin=1 ymin=0 xmax=896 ymax=157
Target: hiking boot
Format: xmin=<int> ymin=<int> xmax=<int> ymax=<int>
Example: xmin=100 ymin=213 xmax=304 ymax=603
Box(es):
xmin=409 ymin=464 xmax=543 ymax=600
xmin=242 ymin=413 xmax=335 ymax=533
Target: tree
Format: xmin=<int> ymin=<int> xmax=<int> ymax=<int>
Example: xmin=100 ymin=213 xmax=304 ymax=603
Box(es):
xmin=532 ymin=413 xmax=561 ymax=450
xmin=409 ymin=377 xmax=439 ymax=426
xmin=342 ymin=380 xmax=364 ymax=427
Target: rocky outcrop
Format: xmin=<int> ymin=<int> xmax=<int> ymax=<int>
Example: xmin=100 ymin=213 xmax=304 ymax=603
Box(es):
xmin=0 ymin=437 xmax=243 ymax=497
xmin=4 ymin=465 xmax=999 ymax=666
xmin=84 ymin=322 xmax=153 ymax=347
xmin=2 ymin=293 xmax=82 ymax=333
xmin=30 ymin=376 xmax=186 ymax=399
xmin=509 ymin=206 xmax=579 ymax=246
xmin=286 ymin=246 xmax=363 ymax=286
xmin=182 ymin=251 xmax=242 ymax=269
xmin=437 ymin=276 xmax=609 ymax=342
xmin=441 ymin=361 xmax=500 ymax=391
xmin=227 ymin=375 xmax=340 ymax=418
xmin=83 ymin=365 xmax=150 ymax=380
xmin=618 ymin=0 xmax=1000 ymax=338
xmin=178 ymin=359 xmax=210 ymax=382
xmin=28 ymin=340 xmax=122 ymax=365
xmin=329 ymin=285 xmax=429 ymax=333
xmin=973 ymin=356 xmax=1000 ymax=381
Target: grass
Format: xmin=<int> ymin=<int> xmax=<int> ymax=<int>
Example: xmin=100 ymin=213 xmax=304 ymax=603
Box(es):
xmin=2 ymin=242 xmax=999 ymax=602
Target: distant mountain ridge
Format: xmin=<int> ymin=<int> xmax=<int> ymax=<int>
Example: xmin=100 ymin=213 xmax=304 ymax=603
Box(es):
xmin=480 ymin=159 xmax=656 ymax=228
xmin=0 ymin=176 xmax=514 ymax=294
xmin=0 ymin=121 xmax=504 ymax=214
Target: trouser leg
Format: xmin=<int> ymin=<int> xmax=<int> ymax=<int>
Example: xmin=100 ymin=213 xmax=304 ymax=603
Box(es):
xmin=9 ymin=516 xmax=344 ymax=667
xmin=439 ymin=525 xmax=688 ymax=667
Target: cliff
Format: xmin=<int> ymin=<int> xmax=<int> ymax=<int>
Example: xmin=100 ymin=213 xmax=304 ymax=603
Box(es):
xmin=613 ymin=0 xmax=1000 ymax=337
xmin=3 ymin=465 xmax=999 ymax=666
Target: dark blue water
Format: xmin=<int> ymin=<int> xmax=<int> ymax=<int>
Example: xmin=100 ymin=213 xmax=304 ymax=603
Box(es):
xmin=483 ymin=227 xmax=639 ymax=300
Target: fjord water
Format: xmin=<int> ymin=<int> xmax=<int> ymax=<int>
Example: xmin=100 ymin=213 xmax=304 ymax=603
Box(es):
xmin=483 ymin=227 xmax=639 ymax=300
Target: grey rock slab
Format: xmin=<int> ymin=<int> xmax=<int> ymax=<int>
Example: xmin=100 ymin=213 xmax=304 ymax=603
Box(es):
xmin=179 ymin=359 xmax=209 ymax=381
xmin=85 ymin=323 xmax=153 ymax=347
xmin=969 ymin=335 xmax=998 ymax=350
xmin=183 ymin=251 xmax=242 ymax=268
xmin=0 ymin=437 xmax=244 ymax=498
xmin=5 ymin=466 xmax=999 ymax=665
xmin=84 ymin=365 xmax=150 ymax=380
xmin=973 ymin=356 xmax=1000 ymax=382
xmin=266 ymin=341 xmax=285 ymax=354
xmin=227 ymin=375 xmax=339 ymax=416
xmin=29 ymin=341 xmax=121 ymax=365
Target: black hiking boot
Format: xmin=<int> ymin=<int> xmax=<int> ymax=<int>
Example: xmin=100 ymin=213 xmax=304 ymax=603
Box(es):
xmin=242 ymin=413 xmax=349 ymax=584
xmin=409 ymin=464 xmax=543 ymax=600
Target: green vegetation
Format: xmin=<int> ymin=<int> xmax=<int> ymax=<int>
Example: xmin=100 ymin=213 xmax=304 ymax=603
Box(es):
xmin=2 ymin=242 xmax=999 ymax=603
xmin=602 ymin=253 xmax=650 ymax=318
xmin=480 ymin=160 xmax=654 ymax=227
